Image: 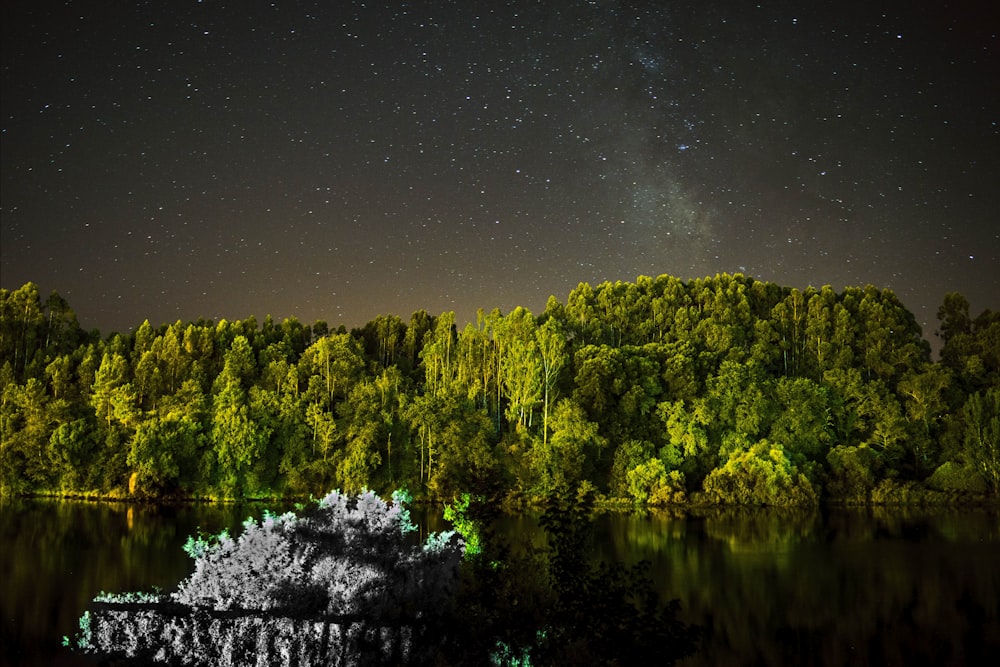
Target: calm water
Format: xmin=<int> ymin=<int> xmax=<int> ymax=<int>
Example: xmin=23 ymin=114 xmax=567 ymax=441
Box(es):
xmin=2 ymin=498 xmax=999 ymax=666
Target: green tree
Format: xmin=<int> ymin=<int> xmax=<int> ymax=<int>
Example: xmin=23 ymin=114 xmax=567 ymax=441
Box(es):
xmin=768 ymin=376 xmax=834 ymax=464
xmin=536 ymin=317 xmax=567 ymax=447
xmin=1 ymin=378 xmax=58 ymax=492
xmin=936 ymin=292 xmax=972 ymax=345
xmin=127 ymin=412 xmax=202 ymax=495
xmin=860 ymin=381 xmax=908 ymax=472
xmin=962 ymin=388 xmax=1000 ymax=494
xmin=897 ymin=364 xmax=951 ymax=477
xmin=701 ymin=440 xmax=817 ymax=506
xmin=0 ymin=283 xmax=45 ymax=381
xmin=498 ymin=307 xmax=542 ymax=430
xmin=627 ymin=458 xmax=686 ymax=505
xmin=338 ymin=374 xmax=404 ymax=493
xmin=403 ymin=392 xmax=444 ymax=487
xmin=421 ymin=311 xmax=459 ymax=399
xmin=825 ymin=444 xmax=879 ymax=503
xmin=427 ymin=395 xmax=497 ymax=499
xmin=300 ymin=332 xmax=365 ymax=409
xmin=49 ymin=418 xmax=99 ymax=491
xmin=610 ymin=439 xmax=654 ymax=498
xmin=530 ymin=399 xmax=605 ymax=496
xmin=657 ymin=398 xmax=714 ymax=484
xmin=771 ymin=288 xmax=807 ymax=377
xmin=210 ymin=336 xmax=271 ymax=496
xmin=938 ymin=293 xmax=999 ymax=394
xmin=89 ymin=346 xmax=139 ymax=490
xmin=705 ymin=360 xmax=775 ymax=457
xmin=804 ymin=285 xmax=837 ymax=377
xmin=45 ymin=353 xmax=76 ymax=402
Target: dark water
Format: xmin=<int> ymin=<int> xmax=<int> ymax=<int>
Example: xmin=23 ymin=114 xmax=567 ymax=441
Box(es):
xmin=2 ymin=499 xmax=999 ymax=666
xmin=588 ymin=507 xmax=1000 ymax=666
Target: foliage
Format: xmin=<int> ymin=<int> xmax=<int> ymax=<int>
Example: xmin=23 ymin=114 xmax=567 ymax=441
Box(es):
xmin=626 ymin=458 xmax=687 ymax=505
xmin=926 ymin=461 xmax=989 ymax=494
xmin=960 ymin=387 xmax=1000 ymax=494
xmin=69 ymin=490 xmax=465 ymax=664
xmin=701 ymin=441 xmax=818 ymax=506
xmin=173 ymin=489 xmax=463 ymax=616
xmin=444 ymin=493 xmax=484 ymax=557
xmin=2 ymin=275 xmax=997 ymax=502
xmin=825 ymin=445 xmax=878 ymax=503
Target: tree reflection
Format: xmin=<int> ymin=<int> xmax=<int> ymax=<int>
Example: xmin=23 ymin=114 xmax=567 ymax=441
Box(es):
xmin=441 ymin=485 xmax=700 ymax=666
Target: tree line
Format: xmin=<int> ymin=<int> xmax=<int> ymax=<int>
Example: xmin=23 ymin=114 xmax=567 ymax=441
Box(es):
xmin=1 ymin=274 xmax=998 ymax=505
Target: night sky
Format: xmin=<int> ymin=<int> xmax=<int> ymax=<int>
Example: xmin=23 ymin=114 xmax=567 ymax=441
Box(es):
xmin=2 ymin=1 xmax=998 ymax=343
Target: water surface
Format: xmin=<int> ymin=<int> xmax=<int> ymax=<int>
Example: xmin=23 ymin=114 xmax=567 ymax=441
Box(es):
xmin=2 ymin=499 xmax=998 ymax=666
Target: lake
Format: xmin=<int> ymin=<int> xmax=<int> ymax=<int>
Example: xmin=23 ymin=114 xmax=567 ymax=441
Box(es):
xmin=2 ymin=497 xmax=999 ymax=666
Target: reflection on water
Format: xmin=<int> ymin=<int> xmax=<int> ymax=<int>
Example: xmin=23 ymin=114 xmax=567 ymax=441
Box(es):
xmin=3 ymin=499 xmax=999 ymax=666
xmin=592 ymin=506 xmax=1000 ymax=667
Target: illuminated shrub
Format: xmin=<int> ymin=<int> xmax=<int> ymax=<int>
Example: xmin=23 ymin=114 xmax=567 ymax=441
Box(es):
xmin=701 ymin=441 xmax=817 ymax=506
xmin=927 ymin=461 xmax=989 ymax=493
xmin=626 ymin=458 xmax=687 ymax=505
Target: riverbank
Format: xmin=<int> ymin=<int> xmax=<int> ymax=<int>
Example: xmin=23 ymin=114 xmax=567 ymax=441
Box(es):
xmin=7 ymin=481 xmax=999 ymax=511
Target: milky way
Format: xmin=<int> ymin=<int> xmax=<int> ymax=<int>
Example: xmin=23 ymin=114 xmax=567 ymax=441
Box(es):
xmin=2 ymin=1 xmax=998 ymax=341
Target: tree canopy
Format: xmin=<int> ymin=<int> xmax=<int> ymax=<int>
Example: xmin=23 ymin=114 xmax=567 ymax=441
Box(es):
xmin=2 ymin=276 xmax=997 ymax=504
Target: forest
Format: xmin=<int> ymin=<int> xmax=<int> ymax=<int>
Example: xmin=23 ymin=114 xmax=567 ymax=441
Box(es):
xmin=1 ymin=274 xmax=998 ymax=506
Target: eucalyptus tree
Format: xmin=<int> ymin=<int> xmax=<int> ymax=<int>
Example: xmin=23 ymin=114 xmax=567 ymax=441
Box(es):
xmin=962 ymin=387 xmax=1000 ymax=494
xmin=299 ymin=332 xmax=366 ymax=409
xmin=650 ymin=273 xmax=689 ymax=343
xmin=127 ymin=403 xmax=203 ymax=495
xmin=404 ymin=309 xmax=435 ymax=376
xmin=703 ymin=359 xmax=775 ymax=458
xmin=498 ymin=307 xmax=542 ymax=431
xmin=694 ymin=273 xmax=755 ymax=370
xmin=535 ymin=317 xmax=566 ymax=447
xmin=855 ymin=285 xmax=929 ymax=384
xmin=360 ymin=313 xmax=405 ymax=369
xmin=595 ymin=280 xmax=629 ymax=347
xmin=770 ymin=288 xmax=807 ymax=378
xmin=938 ymin=293 xmax=1000 ymax=395
xmin=420 ymin=311 xmax=458 ymax=399
xmin=897 ymin=363 xmax=952 ymax=477
xmin=45 ymin=353 xmax=76 ymax=402
xmin=564 ymin=281 xmax=600 ymax=346
xmin=42 ymin=290 xmax=82 ymax=355
xmin=338 ymin=368 xmax=407 ymax=493
xmin=804 ymin=285 xmax=837 ymax=377
xmin=0 ymin=283 xmax=45 ymax=381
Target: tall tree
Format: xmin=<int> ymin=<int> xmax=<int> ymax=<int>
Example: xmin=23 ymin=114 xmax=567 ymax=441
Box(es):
xmin=209 ymin=336 xmax=270 ymax=496
xmin=536 ymin=317 xmax=566 ymax=446
xmin=897 ymin=364 xmax=952 ymax=476
xmin=962 ymin=388 xmax=1000 ymax=494
xmin=498 ymin=308 xmax=541 ymax=430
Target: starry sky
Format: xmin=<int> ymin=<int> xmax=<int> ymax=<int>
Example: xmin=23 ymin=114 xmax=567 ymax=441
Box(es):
xmin=2 ymin=1 xmax=998 ymax=343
